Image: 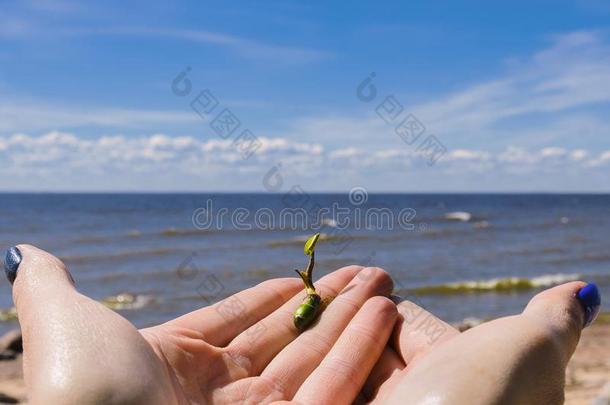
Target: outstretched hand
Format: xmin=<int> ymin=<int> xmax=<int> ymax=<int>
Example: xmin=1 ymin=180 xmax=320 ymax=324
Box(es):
xmin=360 ymin=281 xmax=600 ymax=404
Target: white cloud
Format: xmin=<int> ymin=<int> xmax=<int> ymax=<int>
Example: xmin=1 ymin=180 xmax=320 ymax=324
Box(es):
xmin=539 ymin=147 xmax=566 ymax=158
xmin=448 ymin=149 xmax=491 ymax=161
xmin=588 ymin=150 xmax=610 ymax=166
xmin=329 ymin=147 xmax=362 ymax=158
xmin=411 ymin=31 xmax=610 ymax=146
xmin=1 ymin=132 xmax=609 ymax=182
xmin=570 ymin=149 xmax=588 ymax=161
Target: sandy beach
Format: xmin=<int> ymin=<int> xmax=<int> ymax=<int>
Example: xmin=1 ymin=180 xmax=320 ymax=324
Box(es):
xmin=0 ymin=314 xmax=607 ymax=404
xmin=565 ymin=315 xmax=610 ymax=404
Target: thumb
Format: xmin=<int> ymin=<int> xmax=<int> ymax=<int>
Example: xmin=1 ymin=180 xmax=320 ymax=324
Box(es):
xmin=4 ymin=244 xmax=173 ymax=404
xmin=523 ymin=281 xmax=601 ymax=364
xmin=7 ymin=244 xmax=75 ymax=314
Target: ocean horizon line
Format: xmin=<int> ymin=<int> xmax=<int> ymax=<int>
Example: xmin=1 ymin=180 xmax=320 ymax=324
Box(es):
xmin=1 ymin=191 xmax=610 ymax=195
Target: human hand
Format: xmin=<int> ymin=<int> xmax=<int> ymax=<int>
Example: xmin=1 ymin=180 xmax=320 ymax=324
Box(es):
xmin=360 ymin=281 xmax=601 ymax=404
xmin=4 ymin=244 xmax=396 ymax=405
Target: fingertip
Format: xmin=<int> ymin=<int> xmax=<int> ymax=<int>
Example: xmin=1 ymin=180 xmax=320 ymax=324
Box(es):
xmin=524 ymin=281 xmax=598 ymax=350
xmin=364 ymin=296 xmax=398 ymax=320
xmin=357 ymin=267 xmax=394 ymax=296
xmin=14 ymin=243 xmax=44 ymax=256
xmin=8 ymin=244 xmax=76 ymax=304
xmin=527 ymin=281 xmax=587 ymax=309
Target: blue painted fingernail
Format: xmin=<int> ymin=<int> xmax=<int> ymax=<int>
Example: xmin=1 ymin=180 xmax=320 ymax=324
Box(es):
xmin=4 ymin=247 xmax=22 ymax=285
xmin=577 ymin=283 xmax=601 ymax=328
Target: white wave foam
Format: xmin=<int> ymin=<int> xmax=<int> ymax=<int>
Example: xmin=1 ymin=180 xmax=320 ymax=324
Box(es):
xmin=444 ymin=211 xmax=472 ymax=222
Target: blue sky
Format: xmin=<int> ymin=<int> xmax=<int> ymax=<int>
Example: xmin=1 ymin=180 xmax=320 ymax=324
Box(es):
xmin=1 ymin=0 xmax=609 ymax=191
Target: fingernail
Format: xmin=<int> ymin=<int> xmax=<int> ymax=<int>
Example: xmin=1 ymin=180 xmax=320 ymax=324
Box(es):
xmin=577 ymin=283 xmax=601 ymax=328
xmin=4 ymin=247 xmax=22 ymax=285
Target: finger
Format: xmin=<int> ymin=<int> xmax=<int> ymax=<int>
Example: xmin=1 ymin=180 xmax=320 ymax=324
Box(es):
xmin=523 ymin=281 xmax=595 ymax=363
xmin=351 ymin=299 xmax=458 ymax=402
xmin=361 ymin=346 xmax=404 ymax=401
xmin=226 ymin=265 xmax=364 ymax=377
xmin=260 ymin=267 xmax=393 ymax=397
xmin=167 ymin=277 xmax=304 ymax=346
xmin=293 ymin=297 xmax=397 ymax=405
xmin=5 ymin=245 xmax=173 ymax=403
xmin=392 ymin=298 xmax=459 ymax=366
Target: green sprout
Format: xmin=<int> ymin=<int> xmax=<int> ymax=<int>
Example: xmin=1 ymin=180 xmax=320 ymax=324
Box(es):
xmin=293 ymin=233 xmax=332 ymax=331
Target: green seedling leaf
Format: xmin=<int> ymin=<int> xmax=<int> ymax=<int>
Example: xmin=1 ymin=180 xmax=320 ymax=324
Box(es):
xmin=304 ymin=233 xmax=321 ymax=256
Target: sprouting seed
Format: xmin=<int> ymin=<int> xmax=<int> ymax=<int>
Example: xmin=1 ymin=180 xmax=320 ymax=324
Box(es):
xmin=293 ymin=233 xmax=333 ymax=331
xmin=303 ymin=232 xmax=320 ymax=256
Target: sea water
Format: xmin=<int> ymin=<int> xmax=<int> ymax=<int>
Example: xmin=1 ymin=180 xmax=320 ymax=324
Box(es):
xmin=0 ymin=193 xmax=608 ymax=333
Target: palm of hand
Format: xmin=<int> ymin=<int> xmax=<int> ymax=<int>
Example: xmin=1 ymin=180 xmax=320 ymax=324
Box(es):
xmin=139 ymin=286 xmax=460 ymax=405
xmin=130 ymin=265 xmax=396 ymax=404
